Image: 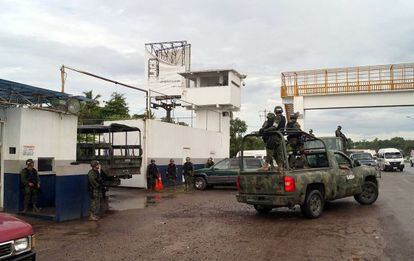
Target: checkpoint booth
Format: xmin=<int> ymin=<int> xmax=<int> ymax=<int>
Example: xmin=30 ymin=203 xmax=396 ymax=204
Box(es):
xmin=0 ymin=79 xmax=90 ymax=221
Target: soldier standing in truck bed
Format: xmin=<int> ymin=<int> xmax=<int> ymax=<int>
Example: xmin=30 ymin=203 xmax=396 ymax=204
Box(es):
xmin=335 ymin=125 xmax=348 ymax=152
xmin=259 ymin=113 xmax=277 ymax=170
xmin=286 ymin=112 xmax=302 ymax=154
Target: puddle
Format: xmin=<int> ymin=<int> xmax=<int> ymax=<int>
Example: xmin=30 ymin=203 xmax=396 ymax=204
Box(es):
xmin=107 ymin=189 xmax=176 ymax=211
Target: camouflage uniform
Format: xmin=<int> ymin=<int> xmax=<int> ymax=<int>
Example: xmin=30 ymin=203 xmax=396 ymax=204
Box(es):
xmin=166 ymin=162 xmax=177 ymax=186
xmin=182 ymin=160 xmax=194 ymax=191
xmin=259 ymin=113 xmax=276 ymax=165
xmin=335 ymin=126 xmax=348 ymax=152
xmin=260 ymin=108 xmax=286 ymax=168
xmin=88 ymin=168 xmax=102 ymax=216
xmin=286 ymin=119 xmax=302 ymax=154
xmin=20 ymin=166 xmax=40 ymax=212
xmin=147 ymin=161 xmax=159 ymax=190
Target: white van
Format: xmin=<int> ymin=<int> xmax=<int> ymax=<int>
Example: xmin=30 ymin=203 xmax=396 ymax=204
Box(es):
xmin=377 ymin=148 xmax=405 ymax=171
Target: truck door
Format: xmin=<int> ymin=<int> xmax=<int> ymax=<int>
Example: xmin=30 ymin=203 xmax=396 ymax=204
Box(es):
xmin=209 ymin=158 xmax=231 ymax=184
xmin=334 ymin=152 xmax=357 ymax=198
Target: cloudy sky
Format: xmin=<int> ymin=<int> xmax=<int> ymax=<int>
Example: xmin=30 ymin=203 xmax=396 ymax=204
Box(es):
xmin=1 ymin=0 xmax=414 ymax=140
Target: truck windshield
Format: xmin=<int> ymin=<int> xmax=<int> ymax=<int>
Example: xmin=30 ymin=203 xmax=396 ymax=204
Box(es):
xmin=384 ymin=152 xmax=402 ymax=159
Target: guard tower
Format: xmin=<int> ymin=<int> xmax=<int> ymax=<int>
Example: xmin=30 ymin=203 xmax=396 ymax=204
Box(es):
xmin=179 ymin=69 xmax=246 ymax=132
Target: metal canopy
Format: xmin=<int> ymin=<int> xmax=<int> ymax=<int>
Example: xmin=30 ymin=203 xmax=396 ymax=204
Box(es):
xmin=77 ymin=123 xmax=141 ymax=134
xmin=0 ymin=78 xmax=87 ymax=113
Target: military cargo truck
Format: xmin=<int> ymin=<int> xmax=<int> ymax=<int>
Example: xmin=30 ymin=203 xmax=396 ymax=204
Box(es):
xmin=77 ymin=123 xmax=143 ymax=186
xmin=236 ymin=130 xmax=380 ymax=218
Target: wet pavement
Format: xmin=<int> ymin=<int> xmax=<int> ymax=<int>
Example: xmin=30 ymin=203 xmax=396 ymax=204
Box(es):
xmin=18 ymin=165 xmax=414 ymax=260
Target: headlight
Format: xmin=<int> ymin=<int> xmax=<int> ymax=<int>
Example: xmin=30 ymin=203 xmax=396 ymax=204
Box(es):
xmin=385 ymin=162 xmax=390 ymax=165
xmin=14 ymin=236 xmax=31 ymax=253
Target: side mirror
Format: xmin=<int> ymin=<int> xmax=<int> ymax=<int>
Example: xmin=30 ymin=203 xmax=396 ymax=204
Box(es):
xmin=339 ymin=164 xmax=351 ymax=170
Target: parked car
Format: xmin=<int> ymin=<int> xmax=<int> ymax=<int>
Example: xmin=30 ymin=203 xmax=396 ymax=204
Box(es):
xmin=193 ymin=157 xmax=264 ymax=190
xmin=410 ymin=150 xmax=414 ymax=167
xmin=350 ymin=152 xmax=377 ymax=167
xmin=0 ymin=213 xmax=36 ymax=260
xmin=377 ymin=148 xmax=405 ymax=171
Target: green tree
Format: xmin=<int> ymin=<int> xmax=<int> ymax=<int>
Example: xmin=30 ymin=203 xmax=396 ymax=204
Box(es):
xmin=230 ymin=118 xmax=266 ymax=157
xmin=101 ymin=92 xmax=130 ymax=120
xmin=230 ymin=118 xmax=247 ymax=157
xmin=79 ymin=90 xmax=102 ymax=124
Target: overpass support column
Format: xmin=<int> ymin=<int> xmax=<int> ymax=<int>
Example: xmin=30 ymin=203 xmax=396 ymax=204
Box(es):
xmin=293 ymin=96 xmax=305 ymax=129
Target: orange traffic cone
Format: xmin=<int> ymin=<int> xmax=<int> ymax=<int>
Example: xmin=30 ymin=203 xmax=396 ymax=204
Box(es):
xmin=155 ymin=177 xmax=163 ymax=191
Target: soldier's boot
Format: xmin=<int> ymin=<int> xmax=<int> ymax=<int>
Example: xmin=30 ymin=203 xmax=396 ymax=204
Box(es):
xmin=89 ymin=214 xmax=99 ymax=221
xmin=33 ymin=204 xmax=40 ymax=213
xmin=22 ymin=201 xmax=29 ymax=213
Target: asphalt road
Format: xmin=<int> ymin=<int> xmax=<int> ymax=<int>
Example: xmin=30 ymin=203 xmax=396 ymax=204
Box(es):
xmin=22 ymin=164 xmax=414 ymax=261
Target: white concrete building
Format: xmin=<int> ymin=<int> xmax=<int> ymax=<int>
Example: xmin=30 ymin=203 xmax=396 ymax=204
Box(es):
xmin=0 ymin=79 xmax=89 ymax=221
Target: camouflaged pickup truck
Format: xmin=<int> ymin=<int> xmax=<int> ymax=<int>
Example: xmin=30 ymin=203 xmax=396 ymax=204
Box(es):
xmin=236 ymin=131 xmax=380 ymax=219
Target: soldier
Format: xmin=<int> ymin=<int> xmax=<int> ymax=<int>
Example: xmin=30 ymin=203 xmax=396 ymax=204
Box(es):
xmin=182 ymin=157 xmax=194 ymax=191
xmin=259 ymin=106 xmax=287 ymax=170
xmin=20 ymin=159 xmax=40 ymax=213
xmin=273 ymin=106 xmax=286 ymax=130
xmin=335 ymin=126 xmax=348 ymax=152
xmin=259 ymin=113 xmax=277 ymax=169
xmin=286 ymin=112 xmax=303 ymax=155
xmin=205 ymin=157 xmax=215 ymax=168
xmin=146 ymin=159 xmax=158 ymax=191
xmin=166 ymin=159 xmax=177 ymax=187
xmin=88 ymin=160 xmax=103 ymax=221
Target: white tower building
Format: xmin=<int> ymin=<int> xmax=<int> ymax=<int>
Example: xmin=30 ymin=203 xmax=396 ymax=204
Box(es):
xmin=179 ymin=69 xmax=246 ymax=132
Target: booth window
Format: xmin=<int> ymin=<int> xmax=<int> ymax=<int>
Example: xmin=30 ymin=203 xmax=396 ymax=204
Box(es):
xmin=9 ymin=147 xmax=16 ymax=154
xmin=38 ymin=157 xmax=54 ymax=172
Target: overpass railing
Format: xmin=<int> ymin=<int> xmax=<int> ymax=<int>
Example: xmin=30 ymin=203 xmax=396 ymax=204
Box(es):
xmin=281 ymin=63 xmax=414 ymax=98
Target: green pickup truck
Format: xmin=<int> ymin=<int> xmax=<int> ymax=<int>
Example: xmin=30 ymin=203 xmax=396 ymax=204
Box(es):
xmin=236 ymin=131 xmax=380 ymax=218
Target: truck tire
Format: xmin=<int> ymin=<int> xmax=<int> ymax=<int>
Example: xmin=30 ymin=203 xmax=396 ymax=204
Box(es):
xmin=194 ymin=177 xmax=207 ymax=190
xmin=354 ymin=181 xmax=378 ymax=205
xmin=254 ymin=204 xmax=273 ymax=214
xmin=301 ymin=189 xmax=324 ymax=219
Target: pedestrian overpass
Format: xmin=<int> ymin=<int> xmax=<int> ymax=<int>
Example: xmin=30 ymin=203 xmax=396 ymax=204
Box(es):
xmin=281 ymin=62 xmax=414 ymax=128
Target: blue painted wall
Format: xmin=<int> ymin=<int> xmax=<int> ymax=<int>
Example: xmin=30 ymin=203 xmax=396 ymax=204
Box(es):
xmin=55 ymin=175 xmax=89 ymax=222
xmin=4 ymin=164 xmax=206 ymax=221
xmin=4 ymin=173 xmax=56 ymax=213
xmin=4 ymin=173 xmax=89 ymax=222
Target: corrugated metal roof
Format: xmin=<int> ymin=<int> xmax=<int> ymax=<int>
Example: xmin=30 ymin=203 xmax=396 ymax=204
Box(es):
xmin=0 ymin=78 xmax=86 ymax=106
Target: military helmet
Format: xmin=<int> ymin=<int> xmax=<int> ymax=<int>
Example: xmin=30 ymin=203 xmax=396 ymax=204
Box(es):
xmin=90 ymin=160 xmax=100 ymax=167
xmin=290 ymin=112 xmax=299 ymax=119
xmin=266 ymin=113 xmax=276 ymax=120
xmin=26 ymin=159 xmax=34 ymax=165
xmin=337 ymin=125 xmax=342 ymax=129
xmin=274 ymin=106 xmax=283 ymax=113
